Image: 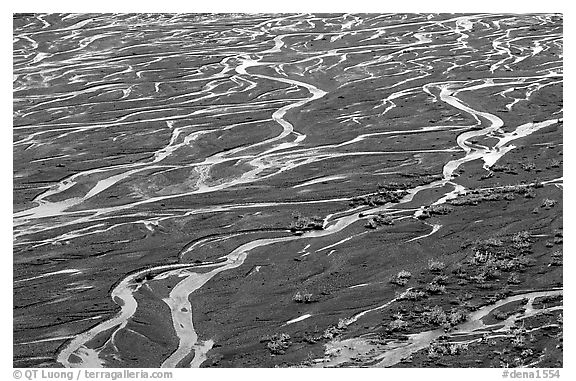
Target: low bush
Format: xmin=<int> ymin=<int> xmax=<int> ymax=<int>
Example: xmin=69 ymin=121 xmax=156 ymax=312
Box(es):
xmin=425 ymin=282 xmax=446 ymax=294
xmin=390 ymin=270 xmax=412 ymax=286
xmin=265 ymin=333 xmax=291 ymax=355
xmin=427 ymin=341 xmax=469 ymax=358
xmin=365 ymin=214 xmax=394 ymax=229
xmin=397 ymin=289 xmax=427 ymax=301
xmin=351 ymin=189 xmax=408 ymax=207
xmin=289 ymin=214 xmax=324 ymax=232
xmin=428 ymin=259 xmax=446 ymax=272
xmin=432 ymin=274 xmax=449 ymax=284
xmin=418 ymin=204 xmax=454 ymax=220
xmin=507 ymin=273 xmax=521 ymax=284
xmin=550 ymin=250 xmax=562 ymax=266
xmin=421 ymin=306 xmax=448 ymax=326
xmin=541 ymin=199 xmax=557 ymax=209
xmin=293 ymin=291 xmax=314 ymax=303
xmin=388 ymin=318 xmax=409 ymax=332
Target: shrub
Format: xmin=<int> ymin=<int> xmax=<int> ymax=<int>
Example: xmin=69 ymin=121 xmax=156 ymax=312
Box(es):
xmin=550 ymin=250 xmax=562 ymax=266
xmin=521 ymin=162 xmax=536 ymax=171
xmin=266 ymin=333 xmax=291 ymax=355
xmin=421 ymin=306 xmax=448 ymax=326
xmin=365 ymin=214 xmax=394 ymax=229
xmin=428 ymin=341 xmax=468 ymax=358
xmin=425 ymin=282 xmax=446 ymax=294
xmin=390 ymin=270 xmax=412 ymax=286
xmin=397 ymin=270 xmax=412 ymax=279
xmin=507 ymin=273 xmax=521 ymax=284
xmin=548 ymin=159 xmax=561 ymax=168
xmin=485 ymin=237 xmax=504 ymax=247
xmin=491 ymin=164 xmax=517 ymax=174
xmin=447 ymin=309 xmax=468 ymax=326
xmin=516 ymin=257 xmax=536 ymax=267
xmin=432 ymin=274 xmax=449 ymax=284
xmin=337 ymin=318 xmax=351 ymax=330
xmin=418 ymin=204 xmax=454 ymax=219
xmin=480 ymin=261 xmax=501 ymax=280
xmin=429 ymin=204 xmax=453 ymax=215
xmin=365 ymin=219 xmax=378 ymax=229
xmin=520 ymin=349 xmax=534 ymax=359
xmin=322 ymin=326 xmax=340 ymax=340
xmin=397 ymin=289 xmax=427 ymax=301
xmin=512 ymin=231 xmax=532 ymax=250
xmin=289 ymin=215 xmax=324 ymax=232
xmin=322 ymin=318 xmax=351 ymax=340
xmin=493 ymin=310 xmax=510 ymax=320
xmin=390 ymin=277 xmax=408 ymax=286
xmin=388 ymin=318 xmax=409 ymax=332
xmin=293 ymin=291 xmax=313 ymax=303
xmin=512 ymin=335 xmax=526 ymax=349
xmin=351 ymin=189 xmax=409 ymax=207
xmin=428 ymin=259 xmax=446 ymax=272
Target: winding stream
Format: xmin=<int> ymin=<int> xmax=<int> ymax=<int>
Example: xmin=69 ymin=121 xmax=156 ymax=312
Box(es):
xmin=13 ymin=13 xmax=562 ymax=368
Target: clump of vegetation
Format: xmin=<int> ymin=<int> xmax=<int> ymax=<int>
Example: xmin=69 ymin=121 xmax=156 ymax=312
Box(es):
xmin=493 ymin=310 xmax=511 ymax=320
xmin=418 ymin=204 xmax=454 ymax=219
xmin=467 ymin=234 xmax=538 ymax=281
xmin=520 ymin=348 xmax=534 ymax=359
xmin=450 ymin=183 xmax=537 ymax=206
xmin=377 ymin=181 xmax=409 ymax=191
xmin=547 ymin=159 xmax=561 ymax=168
xmin=533 ymin=294 xmax=562 ymax=309
xmin=364 ymin=213 xmax=394 ymax=229
xmin=263 ymin=333 xmax=292 ymax=355
xmin=511 ymin=327 xmax=527 ymax=349
xmin=447 ymin=309 xmax=468 ymax=326
xmin=432 ymin=274 xmax=449 ymax=284
xmin=550 ymin=250 xmax=562 ymax=266
xmin=482 ymin=237 xmax=504 ymax=247
xmin=520 ymin=162 xmax=536 ymax=172
xmin=507 ymin=273 xmax=521 ymax=284
xmin=388 ymin=313 xmax=409 ymax=332
xmin=503 ymin=193 xmax=516 ymax=201
xmin=541 ymin=199 xmax=557 ymax=209
xmin=479 ymin=259 xmax=502 ymax=280
xmin=397 ymin=289 xmax=427 ymax=301
xmin=292 ymin=290 xmax=314 ymax=303
xmin=420 ymin=306 xmax=467 ymax=330
xmin=351 ymin=189 xmax=409 ymax=207
xmin=421 ymin=306 xmax=448 ymax=326
xmin=428 ymin=340 xmax=469 ymax=358
xmin=491 ymin=164 xmax=518 ymax=174
xmin=425 ymin=282 xmax=446 ymax=294
xmin=390 ymin=270 xmax=412 ymax=286
xmin=289 ymin=213 xmax=324 ymax=233
xmin=322 ymin=318 xmax=352 ymax=340
xmin=511 ymin=231 xmax=532 ymax=251
xmin=428 ymin=259 xmax=446 ymax=272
